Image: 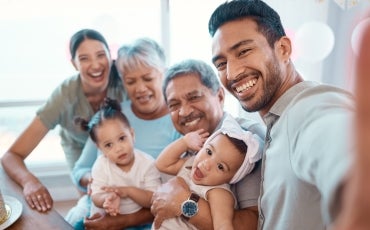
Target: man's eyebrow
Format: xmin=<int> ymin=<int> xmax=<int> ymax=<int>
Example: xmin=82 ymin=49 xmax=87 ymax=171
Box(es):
xmin=186 ymin=90 xmax=202 ymax=97
xmin=212 ymin=55 xmax=222 ymax=65
xmin=167 ymin=98 xmax=178 ymax=103
xmin=230 ymin=39 xmax=253 ymax=51
xmin=212 ymin=39 xmax=254 ymax=64
xmin=167 ymin=90 xmax=203 ymax=103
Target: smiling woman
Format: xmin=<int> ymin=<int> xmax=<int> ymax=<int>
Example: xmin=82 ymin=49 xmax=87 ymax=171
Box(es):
xmin=0 ymin=28 xmax=126 ymax=219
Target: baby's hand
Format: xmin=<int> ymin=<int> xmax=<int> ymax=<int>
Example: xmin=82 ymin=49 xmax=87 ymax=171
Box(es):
xmin=103 ymin=192 xmax=120 ymax=216
xmin=102 ymin=186 xmax=129 ymax=198
xmin=184 ymin=129 xmax=209 ymax=151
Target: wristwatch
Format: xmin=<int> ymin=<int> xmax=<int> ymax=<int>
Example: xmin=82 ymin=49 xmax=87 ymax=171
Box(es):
xmin=180 ymin=192 xmax=200 ymax=220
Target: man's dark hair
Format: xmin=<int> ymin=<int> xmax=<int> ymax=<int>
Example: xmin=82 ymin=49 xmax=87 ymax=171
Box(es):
xmin=208 ymin=0 xmax=286 ymax=47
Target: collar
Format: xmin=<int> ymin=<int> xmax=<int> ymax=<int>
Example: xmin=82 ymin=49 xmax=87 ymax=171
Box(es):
xmin=263 ymin=81 xmax=319 ymax=127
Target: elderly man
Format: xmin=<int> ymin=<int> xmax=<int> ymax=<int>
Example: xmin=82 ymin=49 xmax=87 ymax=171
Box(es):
xmin=151 ymin=59 xmax=265 ymax=230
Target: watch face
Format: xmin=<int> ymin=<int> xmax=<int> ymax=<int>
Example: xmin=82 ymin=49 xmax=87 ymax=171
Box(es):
xmin=181 ymin=200 xmax=198 ymax=218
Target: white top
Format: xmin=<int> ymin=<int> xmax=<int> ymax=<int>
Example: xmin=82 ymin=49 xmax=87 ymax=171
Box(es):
xmin=91 ymin=149 xmax=161 ymax=215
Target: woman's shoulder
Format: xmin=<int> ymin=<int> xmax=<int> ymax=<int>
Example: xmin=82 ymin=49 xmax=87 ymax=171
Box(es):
xmin=58 ymin=74 xmax=80 ymax=92
xmin=47 ymin=74 xmax=79 ymax=97
xmin=43 ymin=74 xmax=81 ymax=106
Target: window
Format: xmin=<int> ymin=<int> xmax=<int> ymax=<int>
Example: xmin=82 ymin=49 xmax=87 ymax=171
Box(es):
xmin=0 ymin=0 xmax=368 ymax=167
xmin=0 ymin=0 xmax=162 ymax=165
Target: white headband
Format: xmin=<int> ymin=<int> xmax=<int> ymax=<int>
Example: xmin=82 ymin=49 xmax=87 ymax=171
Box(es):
xmin=204 ymin=114 xmax=262 ymax=184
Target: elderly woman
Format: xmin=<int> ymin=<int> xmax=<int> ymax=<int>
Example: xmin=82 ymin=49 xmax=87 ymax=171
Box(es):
xmin=67 ymin=38 xmax=181 ymax=229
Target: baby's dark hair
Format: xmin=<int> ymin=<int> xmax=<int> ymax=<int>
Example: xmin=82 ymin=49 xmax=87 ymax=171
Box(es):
xmin=75 ymin=97 xmax=131 ymax=143
xmin=226 ymin=135 xmax=248 ymax=155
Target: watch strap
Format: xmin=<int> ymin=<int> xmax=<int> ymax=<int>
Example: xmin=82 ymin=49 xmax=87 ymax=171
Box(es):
xmin=189 ymin=192 xmax=200 ymax=203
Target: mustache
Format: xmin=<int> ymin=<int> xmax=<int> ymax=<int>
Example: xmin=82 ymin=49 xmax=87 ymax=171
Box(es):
xmin=227 ymin=71 xmax=259 ymax=88
xmin=179 ymin=113 xmax=202 ymax=125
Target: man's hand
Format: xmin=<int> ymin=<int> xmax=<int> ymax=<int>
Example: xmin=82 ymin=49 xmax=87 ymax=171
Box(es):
xmin=84 ymin=208 xmax=154 ymax=230
xmin=84 ymin=212 xmax=122 ymax=230
xmin=151 ymin=176 xmax=190 ymax=229
xmin=332 ymin=15 xmax=370 ymax=230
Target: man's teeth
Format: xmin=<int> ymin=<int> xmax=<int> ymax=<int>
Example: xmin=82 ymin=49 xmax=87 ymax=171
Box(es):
xmin=185 ymin=118 xmax=200 ymax=127
xmin=236 ymin=79 xmax=257 ymax=93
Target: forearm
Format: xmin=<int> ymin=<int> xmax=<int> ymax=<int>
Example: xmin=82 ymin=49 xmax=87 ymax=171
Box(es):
xmin=155 ymin=138 xmax=187 ymax=174
xmin=233 ymin=206 xmax=258 ymax=230
xmin=127 ymin=187 xmax=153 ymax=208
xmin=1 ymin=152 xmax=38 ymax=187
xmin=208 ymin=189 xmax=234 ymax=230
xmin=85 ymin=207 xmax=154 ymax=230
xmin=1 ymin=116 xmax=49 ymax=187
xmin=72 ymin=137 xmax=97 ymax=189
xmin=188 ymin=197 xmax=213 ymax=230
xmin=152 ymin=177 xmax=213 ymax=229
xmin=117 ymin=208 xmax=154 ymax=228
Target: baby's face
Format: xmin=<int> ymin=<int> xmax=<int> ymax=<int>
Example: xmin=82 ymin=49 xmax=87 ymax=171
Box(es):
xmin=95 ymin=119 xmax=135 ymax=170
xmin=191 ymin=134 xmax=244 ymax=186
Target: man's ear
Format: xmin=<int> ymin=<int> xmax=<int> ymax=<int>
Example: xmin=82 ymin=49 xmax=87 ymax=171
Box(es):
xmin=217 ymin=87 xmax=225 ymax=106
xmin=275 ymin=36 xmax=292 ymax=63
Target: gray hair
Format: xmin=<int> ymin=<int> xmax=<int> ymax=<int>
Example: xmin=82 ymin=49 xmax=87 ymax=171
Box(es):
xmin=116 ymin=38 xmax=166 ymax=78
xmin=163 ymin=59 xmax=221 ymax=102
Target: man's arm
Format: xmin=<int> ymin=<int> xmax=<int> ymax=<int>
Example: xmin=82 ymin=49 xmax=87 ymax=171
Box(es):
xmin=84 ymin=208 xmax=153 ymax=230
xmin=233 ymin=206 xmax=259 ymax=230
xmin=332 ymin=15 xmax=370 ymax=230
xmin=152 ymin=176 xmax=259 ymax=230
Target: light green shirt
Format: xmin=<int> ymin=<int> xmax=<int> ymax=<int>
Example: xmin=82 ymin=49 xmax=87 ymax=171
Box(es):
xmin=258 ymin=81 xmax=354 ymax=230
xmin=36 ymin=73 xmax=125 ymax=169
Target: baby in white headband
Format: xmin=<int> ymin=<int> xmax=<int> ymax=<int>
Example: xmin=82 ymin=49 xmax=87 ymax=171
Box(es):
xmin=154 ymin=113 xmax=262 ymax=230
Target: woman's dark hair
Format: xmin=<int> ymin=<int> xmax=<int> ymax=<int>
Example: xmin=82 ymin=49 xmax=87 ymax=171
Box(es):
xmin=69 ymin=29 xmax=122 ymax=88
xmin=208 ymin=0 xmax=286 ymax=48
xmin=69 ymin=29 xmax=110 ymax=59
xmin=75 ymin=97 xmax=131 ymax=143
